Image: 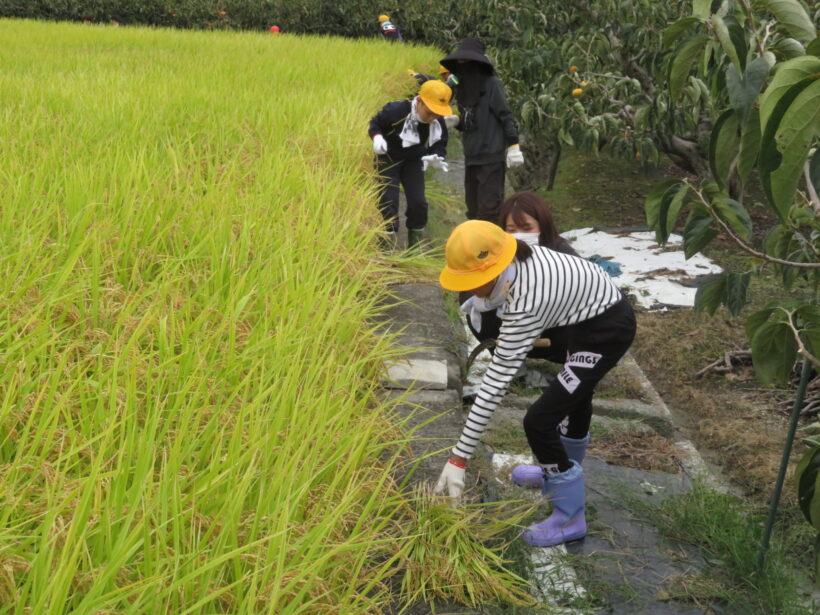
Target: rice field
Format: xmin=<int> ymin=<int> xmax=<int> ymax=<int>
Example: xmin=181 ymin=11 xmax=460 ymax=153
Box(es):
xmin=0 ymin=18 xmax=471 ymax=613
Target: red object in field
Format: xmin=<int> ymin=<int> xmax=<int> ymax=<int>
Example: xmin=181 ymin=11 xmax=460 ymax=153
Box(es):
xmin=270 ymin=25 xmax=280 ymax=33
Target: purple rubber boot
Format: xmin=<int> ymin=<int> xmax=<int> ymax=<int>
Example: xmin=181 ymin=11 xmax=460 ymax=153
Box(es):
xmin=510 ymin=433 xmax=590 ymax=488
xmin=522 ymin=461 xmax=586 ymax=547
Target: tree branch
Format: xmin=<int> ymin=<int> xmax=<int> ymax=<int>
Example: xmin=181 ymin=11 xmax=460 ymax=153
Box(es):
xmin=804 ymin=158 xmax=820 ymax=215
xmin=692 ymin=184 xmax=820 ymax=269
xmin=786 ymin=310 xmax=820 ymax=371
xmin=737 ymin=0 xmax=766 ymax=56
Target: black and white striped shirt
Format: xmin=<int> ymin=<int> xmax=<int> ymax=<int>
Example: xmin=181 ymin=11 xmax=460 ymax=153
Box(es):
xmin=455 ymin=245 xmax=622 ymax=459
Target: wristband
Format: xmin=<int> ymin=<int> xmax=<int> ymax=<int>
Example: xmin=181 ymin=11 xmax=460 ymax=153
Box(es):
xmin=448 ymin=458 xmax=467 ymax=469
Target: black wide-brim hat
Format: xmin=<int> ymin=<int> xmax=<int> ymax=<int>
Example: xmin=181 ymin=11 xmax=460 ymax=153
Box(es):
xmin=440 ymin=37 xmax=495 ymax=74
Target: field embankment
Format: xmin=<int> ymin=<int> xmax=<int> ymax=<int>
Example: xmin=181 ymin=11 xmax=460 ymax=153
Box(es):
xmin=0 ymin=19 xmax=445 ymax=612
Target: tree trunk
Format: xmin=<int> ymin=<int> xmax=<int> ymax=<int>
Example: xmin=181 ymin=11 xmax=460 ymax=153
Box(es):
xmin=512 ymin=139 xmax=561 ymax=192
xmin=658 ymin=134 xmax=709 ymax=178
xmin=546 ymin=144 xmax=561 ymax=191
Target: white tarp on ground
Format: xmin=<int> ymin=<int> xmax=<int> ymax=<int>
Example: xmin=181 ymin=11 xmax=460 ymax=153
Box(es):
xmin=564 ymin=228 xmax=723 ymax=309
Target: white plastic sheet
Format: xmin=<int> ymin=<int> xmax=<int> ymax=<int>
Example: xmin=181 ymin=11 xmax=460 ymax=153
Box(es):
xmin=565 ymin=228 xmax=723 ymax=309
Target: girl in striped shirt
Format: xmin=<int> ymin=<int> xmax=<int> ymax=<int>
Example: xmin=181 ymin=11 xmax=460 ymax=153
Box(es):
xmin=434 ymin=219 xmax=636 ymax=547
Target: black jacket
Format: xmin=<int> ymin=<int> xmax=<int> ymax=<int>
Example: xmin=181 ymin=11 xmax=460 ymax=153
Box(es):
xmin=459 ymin=75 xmax=518 ymax=166
xmin=368 ymin=100 xmax=448 ymax=161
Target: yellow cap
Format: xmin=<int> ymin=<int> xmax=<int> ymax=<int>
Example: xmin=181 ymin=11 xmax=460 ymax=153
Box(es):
xmin=418 ymin=79 xmax=453 ymax=116
xmin=439 ymin=221 xmax=517 ymax=291
xmin=378 ymin=14 xmax=390 ymax=22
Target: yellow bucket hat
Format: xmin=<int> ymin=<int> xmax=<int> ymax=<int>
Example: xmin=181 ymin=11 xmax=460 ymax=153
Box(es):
xmin=378 ymin=14 xmax=390 ymax=22
xmin=418 ymin=79 xmax=453 ymax=116
xmin=440 ymin=220 xmax=517 ymax=291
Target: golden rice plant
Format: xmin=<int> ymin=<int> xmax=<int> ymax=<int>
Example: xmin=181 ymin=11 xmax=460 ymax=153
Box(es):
xmin=0 ymin=17 xmax=531 ymax=614
xmin=398 ymin=485 xmax=536 ymax=609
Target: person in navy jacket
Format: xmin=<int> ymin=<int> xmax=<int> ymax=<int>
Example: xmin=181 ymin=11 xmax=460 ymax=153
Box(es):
xmin=368 ymin=79 xmax=453 ymax=249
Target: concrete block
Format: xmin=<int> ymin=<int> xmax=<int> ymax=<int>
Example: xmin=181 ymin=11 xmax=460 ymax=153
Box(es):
xmin=383 ymin=359 xmax=448 ymax=390
xmin=593 ymin=398 xmax=675 ymax=436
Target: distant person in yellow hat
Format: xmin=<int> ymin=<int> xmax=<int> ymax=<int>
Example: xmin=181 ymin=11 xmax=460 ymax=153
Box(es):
xmin=438 ymin=64 xmax=459 ymax=89
xmin=434 ymin=220 xmax=635 ymax=549
xmin=377 ymin=14 xmax=402 ymax=41
xmin=368 ymin=80 xmax=452 ymax=249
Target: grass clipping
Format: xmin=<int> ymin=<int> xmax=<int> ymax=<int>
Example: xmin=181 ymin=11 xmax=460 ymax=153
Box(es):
xmin=398 ymin=485 xmax=535 ymax=609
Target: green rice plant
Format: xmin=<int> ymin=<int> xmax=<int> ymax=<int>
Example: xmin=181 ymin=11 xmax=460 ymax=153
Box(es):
xmin=397 ymin=485 xmax=535 ymax=609
xmin=0 ymin=18 xmax=521 ymax=614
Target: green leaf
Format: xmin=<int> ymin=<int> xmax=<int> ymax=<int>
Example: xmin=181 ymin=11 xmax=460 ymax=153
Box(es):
xmin=746 ymin=306 xmax=776 ymax=339
xmin=794 ymin=304 xmax=820 ymax=322
xmin=558 ymin=127 xmax=575 ymax=146
xmin=807 ymin=37 xmax=820 ymax=56
xmin=810 ymin=148 xmax=820 ymax=199
xmin=663 ymin=17 xmax=702 ymax=51
xmin=645 ymin=179 xmax=681 ymax=231
xmin=811 ymin=472 xmax=820 ymax=532
xmin=695 ymin=273 xmax=727 ymax=315
xmin=633 ymin=105 xmax=650 ymax=130
xmin=713 ymin=196 xmax=753 ymax=241
xmin=795 ymin=447 xmax=820 ymax=527
xmin=796 ymin=305 xmax=820 ymax=359
xmin=726 ymin=56 xmax=771 ymax=122
xmin=773 ymin=37 xmax=806 ymax=59
xmin=683 ymin=209 xmax=718 ymax=257
xmin=760 ymin=78 xmax=820 ymax=220
xmin=670 ymin=35 xmax=710 ymax=99
xmin=709 ymin=109 xmax=740 ymax=189
xmin=693 ymin=0 xmax=712 ymax=19
xmin=764 ymin=224 xmax=794 ymax=260
xmin=725 ymin=272 xmax=750 ymax=316
xmin=803 ymin=328 xmax=820 ymax=365
xmin=761 ymin=0 xmax=816 ymax=43
xmin=711 ymin=15 xmax=742 ymax=70
xmin=727 ymin=16 xmax=749 ymax=69
xmin=751 ymin=319 xmax=798 ymax=384
xmin=658 ymin=182 xmax=690 ymax=243
xmin=759 ymin=55 xmax=820 ymax=131
xmin=737 ymin=108 xmax=761 ymax=185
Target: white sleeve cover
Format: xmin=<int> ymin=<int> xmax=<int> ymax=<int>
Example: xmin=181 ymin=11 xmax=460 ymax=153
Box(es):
xmin=453 ymin=308 xmax=544 ymax=458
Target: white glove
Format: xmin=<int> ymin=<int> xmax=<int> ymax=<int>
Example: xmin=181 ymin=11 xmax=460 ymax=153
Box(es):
xmin=372 ymin=134 xmax=388 ymax=155
xmin=421 ymin=154 xmax=449 ymax=172
xmin=506 ymin=144 xmax=524 ymax=168
xmin=443 ymin=115 xmax=460 ymax=129
xmin=434 ymin=459 xmax=466 ymax=501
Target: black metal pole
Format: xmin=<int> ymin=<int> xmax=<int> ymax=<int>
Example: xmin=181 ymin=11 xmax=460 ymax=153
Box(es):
xmin=758 ymin=359 xmax=813 ymax=570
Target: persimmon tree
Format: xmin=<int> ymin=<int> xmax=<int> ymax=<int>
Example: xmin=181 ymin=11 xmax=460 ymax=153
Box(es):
xmin=644 ymin=0 xmax=818 ymax=383
xmin=642 ymin=0 xmax=818 ymax=571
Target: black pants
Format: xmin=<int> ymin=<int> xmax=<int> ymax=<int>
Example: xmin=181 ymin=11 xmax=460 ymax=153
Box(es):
xmin=376 ymin=155 xmax=427 ymax=233
xmin=523 ymin=296 xmax=636 ymax=473
xmin=465 ymin=162 xmax=505 ymax=223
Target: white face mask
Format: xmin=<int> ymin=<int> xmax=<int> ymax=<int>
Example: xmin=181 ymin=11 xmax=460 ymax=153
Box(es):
xmin=512 ymin=232 xmax=540 ymax=246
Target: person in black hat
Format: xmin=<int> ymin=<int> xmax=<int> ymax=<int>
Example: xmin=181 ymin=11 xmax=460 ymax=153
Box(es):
xmin=440 ymin=38 xmax=524 ymax=223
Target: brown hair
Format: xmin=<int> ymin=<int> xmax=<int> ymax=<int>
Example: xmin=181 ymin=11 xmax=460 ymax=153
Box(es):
xmin=514 ymin=238 xmax=533 ymax=262
xmin=498 ymin=191 xmax=561 ymax=250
